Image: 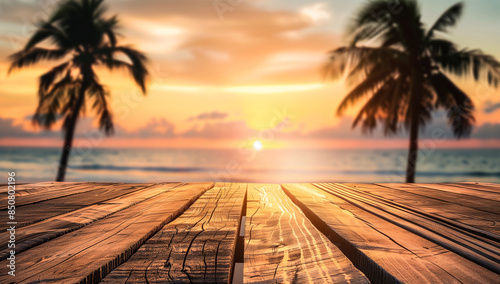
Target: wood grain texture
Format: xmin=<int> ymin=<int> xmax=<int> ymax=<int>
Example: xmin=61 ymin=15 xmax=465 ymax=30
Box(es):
xmin=0 ymin=182 xmax=81 ymax=198
xmin=0 ymin=182 xmax=213 ymax=284
xmin=378 ymin=183 xmax=500 ymax=216
xmin=347 ymin=183 xmax=500 ymax=235
xmin=0 ymin=183 xmax=181 ymax=260
xmin=0 ymin=183 xmax=158 ymax=231
xmin=0 ymin=182 xmax=109 ymax=209
xmin=282 ymin=183 xmax=500 ymax=283
xmin=1 ymin=182 xmax=498 ymax=283
xmin=317 ymin=183 xmax=500 ymax=283
xmin=244 ymin=184 xmax=369 ymax=284
xmin=101 ymin=182 xmax=246 ymax=284
xmin=459 ymin=182 xmax=500 ymax=190
xmin=403 ymin=183 xmax=500 ymax=203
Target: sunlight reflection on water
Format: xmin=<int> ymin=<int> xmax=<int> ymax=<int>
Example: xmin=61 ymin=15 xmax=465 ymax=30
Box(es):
xmin=1 ymin=147 xmax=500 ymax=183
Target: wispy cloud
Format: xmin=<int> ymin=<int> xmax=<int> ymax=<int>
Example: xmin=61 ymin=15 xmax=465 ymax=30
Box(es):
xmin=188 ymin=111 xmax=228 ymax=121
xmin=483 ymin=101 xmax=500 ymax=114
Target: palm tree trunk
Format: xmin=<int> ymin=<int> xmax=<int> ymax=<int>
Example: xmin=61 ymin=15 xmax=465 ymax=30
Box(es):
xmin=406 ymin=109 xmax=419 ymax=183
xmin=405 ymin=67 xmax=422 ymax=183
xmin=55 ymin=79 xmax=87 ymax=182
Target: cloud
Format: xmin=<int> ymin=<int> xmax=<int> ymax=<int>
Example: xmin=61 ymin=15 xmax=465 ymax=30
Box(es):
xmin=182 ymin=120 xmax=257 ymax=139
xmin=188 ymin=111 xmax=228 ymax=121
xmin=2 ymin=111 xmax=500 ymax=142
xmin=0 ymin=0 xmax=340 ymax=88
xmin=116 ymin=117 xmax=175 ymax=138
xmin=104 ymin=0 xmax=339 ymax=85
xmin=296 ymin=114 xmax=500 ymax=141
xmin=483 ymin=100 xmax=500 ymax=114
xmin=300 ymin=3 xmax=331 ymax=24
xmin=0 ymin=117 xmax=58 ymax=138
xmin=473 ymin=123 xmax=500 ymax=139
xmin=303 ymin=118 xmax=384 ymax=140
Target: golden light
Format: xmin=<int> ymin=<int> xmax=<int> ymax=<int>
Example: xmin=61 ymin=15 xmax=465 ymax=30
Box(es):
xmin=224 ymin=84 xmax=323 ymax=94
xmin=253 ymin=140 xmax=263 ymax=151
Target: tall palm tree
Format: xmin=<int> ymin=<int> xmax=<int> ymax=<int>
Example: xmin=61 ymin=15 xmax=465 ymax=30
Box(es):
xmin=324 ymin=0 xmax=500 ymax=183
xmin=8 ymin=0 xmax=149 ymax=181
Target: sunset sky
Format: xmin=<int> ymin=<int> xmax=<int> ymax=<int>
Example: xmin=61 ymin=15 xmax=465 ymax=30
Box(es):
xmin=1 ymin=0 xmax=500 ymax=149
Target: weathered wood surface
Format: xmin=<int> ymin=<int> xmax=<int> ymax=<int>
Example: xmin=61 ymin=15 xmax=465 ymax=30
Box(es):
xmin=244 ymin=184 xmax=369 ymax=283
xmin=0 ymin=182 xmax=213 ymax=284
xmin=0 ymin=182 xmax=163 ymax=231
xmin=0 ymin=182 xmax=499 ymax=283
xmin=351 ymin=183 xmax=500 ymax=235
xmin=0 ymin=182 xmax=181 ymax=260
xmin=320 ymin=183 xmax=500 ymax=280
xmin=101 ymin=182 xmax=246 ymax=283
xmin=0 ymin=182 xmax=107 ymax=208
xmin=0 ymin=181 xmax=79 ymax=197
xmin=453 ymin=182 xmax=500 ymax=192
xmin=282 ymin=183 xmax=500 ymax=283
xmin=386 ymin=183 xmax=500 ymax=207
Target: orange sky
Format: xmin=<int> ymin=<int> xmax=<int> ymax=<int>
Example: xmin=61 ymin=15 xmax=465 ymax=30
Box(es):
xmin=1 ymin=0 xmax=500 ymax=149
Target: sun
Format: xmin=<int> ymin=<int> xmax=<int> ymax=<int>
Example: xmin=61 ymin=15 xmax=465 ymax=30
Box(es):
xmin=253 ymin=140 xmax=263 ymax=151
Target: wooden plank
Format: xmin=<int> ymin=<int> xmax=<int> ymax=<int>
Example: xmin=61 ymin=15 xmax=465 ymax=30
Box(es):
xmin=450 ymin=182 xmax=500 ymax=194
xmin=101 ymin=182 xmax=246 ymax=284
xmin=0 ymin=182 xmax=114 ymax=209
xmin=458 ymin=182 xmax=500 ymax=190
xmin=420 ymin=183 xmax=500 ymax=202
xmin=319 ymin=183 xmax=500 ymax=281
xmin=379 ymin=183 xmax=500 ymax=215
xmin=0 ymin=182 xmax=84 ymax=205
xmin=346 ymin=183 xmax=500 ymax=235
xmin=0 ymin=183 xmax=161 ymax=231
xmin=0 ymin=182 xmax=214 ymax=284
xmin=0 ymin=182 xmax=81 ymax=197
xmin=0 ymin=181 xmax=95 ymax=196
xmin=282 ymin=183 xmax=500 ymax=283
xmin=0 ymin=182 xmax=181 ymax=260
xmin=0 ymin=182 xmax=33 ymax=187
xmin=244 ymin=184 xmax=369 ymax=283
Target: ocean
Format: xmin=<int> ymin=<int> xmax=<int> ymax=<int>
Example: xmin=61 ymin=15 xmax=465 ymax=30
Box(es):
xmin=1 ymin=147 xmax=500 ymax=183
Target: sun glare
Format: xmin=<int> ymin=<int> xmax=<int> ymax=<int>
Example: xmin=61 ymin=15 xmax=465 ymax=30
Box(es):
xmin=253 ymin=140 xmax=263 ymax=151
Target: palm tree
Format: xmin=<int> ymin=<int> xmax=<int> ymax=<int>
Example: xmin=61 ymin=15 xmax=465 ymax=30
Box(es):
xmin=8 ymin=0 xmax=149 ymax=181
xmin=324 ymin=0 xmax=500 ymax=183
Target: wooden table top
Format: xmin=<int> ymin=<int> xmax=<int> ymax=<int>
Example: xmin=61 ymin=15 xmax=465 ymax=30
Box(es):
xmin=1 ymin=182 xmax=499 ymax=283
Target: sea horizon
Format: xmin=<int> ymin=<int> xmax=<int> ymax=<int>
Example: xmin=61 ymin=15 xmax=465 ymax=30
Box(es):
xmin=3 ymin=146 xmax=500 ymax=184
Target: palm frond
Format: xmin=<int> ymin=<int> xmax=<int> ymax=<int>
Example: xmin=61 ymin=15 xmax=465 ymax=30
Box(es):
xmin=345 ymin=48 xmax=407 ymax=86
xmin=88 ymin=79 xmax=114 ymax=135
xmin=39 ymin=62 xmax=71 ymax=93
xmin=427 ymin=39 xmax=456 ymax=57
xmin=337 ymin=66 xmax=395 ymax=115
xmin=385 ymin=75 xmax=408 ymax=133
xmin=98 ymin=15 xmax=119 ymax=46
xmin=347 ymin=0 xmax=396 ymax=34
xmin=34 ymin=78 xmax=79 ymax=129
xmin=433 ymin=48 xmax=500 ymax=84
xmin=426 ymin=2 xmax=463 ymax=40
xmin=324 ymin=46 xmax=406 ymax=84
xmin=352 ymin=77 xmax=397 ymax=133
xmin=9 ymin=48 xmax=68 ymax=73
xmin=107 ymin=46 xmax=149 ymax=93
xmin=33 ymin=87 xmax=65 ymax=129
xmin=24 ymin=22 xmax=72 ymax=51
xmin=429 ymin=72 xmax=475 ymax=138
